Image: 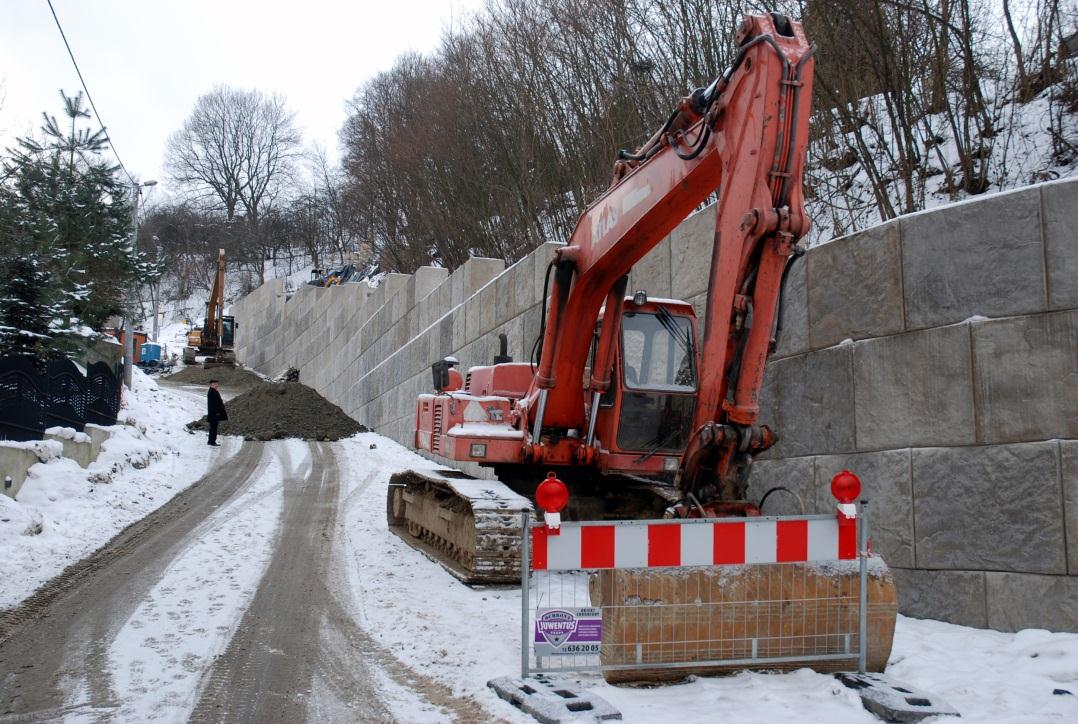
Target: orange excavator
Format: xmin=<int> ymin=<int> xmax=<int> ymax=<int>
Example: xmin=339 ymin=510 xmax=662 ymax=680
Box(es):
xmin=388 ymin=13 xmax=896 ymax=673
xmin=183 ymin=249 xmax=236 ymax=366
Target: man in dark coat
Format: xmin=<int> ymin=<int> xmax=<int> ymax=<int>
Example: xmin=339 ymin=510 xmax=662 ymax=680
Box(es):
xmin=207 ymin=380 xmax=227 ymax=446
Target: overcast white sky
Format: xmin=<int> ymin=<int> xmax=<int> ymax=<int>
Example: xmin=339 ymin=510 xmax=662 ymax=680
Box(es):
xmin=0 ymin=0 xmax=482 ymax=200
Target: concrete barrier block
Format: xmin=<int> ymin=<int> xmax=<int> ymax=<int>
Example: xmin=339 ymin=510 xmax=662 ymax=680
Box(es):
xmin=745 ymin=456 xmax=816 ymax=516
xmin=768 ymin=345 xmax=856 ymax=457
xmin=670 ymin=203 xmax=716 ymax=301
xmin=774 ymin=253 xmax=807 ymax=358
xmin=478 ymin=283 xmax=499 ymax=336
xmin=532 ymin=243 xmax=562 ymax=306
xmin=901 ymin=187 xmax=1044 ymax=329
xmin=436 ymin=316 xmax=454 ymax=359
xmin=451 ymin=308 xmax=467 ymax=352
xmin=972 ymin=311 xmax=1078 ymax=443
xmin=1042 ymin=180 xmax=1078 ymax=310
xmin=415 ymin=266 xmax=448 ymax=303
xmin=986 ymin=571 xmax=1078 ymax=632
xmin=631 ymin=233 xmax=672 ymax=298
xmin=383 ymin=273 xmax=409 ymax=301
xmin=853 ymin=324 xmax=975 ymax=450
xmin=83 ymin=423 xmax=111 ymax=460
xmin=912 ymin=442 xmax=1065 ymax=573
xmin=890 ymin=568 xmax=987 ymax=628
xmin=449 ymin=264 xmax=466 ymax=309
xmin=510 ymin=255 xmax=535 ymax=319
xmin=0 ymin=445 xmax=43 ymax=499
xmin=522 ymin=304 xmax=542 ymax=364
xmin=463 ymin=295 xmax=481 ymax=345
xmin=814 ymin=449 xmax=914 ymax=568
xmin=463 ymin=257 xmax=505 ymax=299
xmin=808 ymin=222 xmax=904 ymax=349
xmin=1063 ymin=441 xmax=1078 ymax=575
xmin=44 ymin=430 xmax=94 ymax=468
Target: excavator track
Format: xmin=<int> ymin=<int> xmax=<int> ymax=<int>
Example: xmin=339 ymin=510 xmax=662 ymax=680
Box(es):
xmin=387 ymin=468 xmax=532 ymax=584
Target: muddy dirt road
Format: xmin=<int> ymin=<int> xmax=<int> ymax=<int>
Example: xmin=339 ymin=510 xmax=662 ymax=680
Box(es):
xmin=0 ymin=440 xmax=469 ymax=722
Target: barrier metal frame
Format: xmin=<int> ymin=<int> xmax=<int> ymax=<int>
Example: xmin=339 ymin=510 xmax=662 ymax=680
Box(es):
xmin=520 ymin=504 xmax=870 ymax=678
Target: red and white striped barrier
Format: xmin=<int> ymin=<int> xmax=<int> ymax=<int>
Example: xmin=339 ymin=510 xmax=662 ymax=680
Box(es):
xmin=530 ymin=515 xmax=856 ymax=571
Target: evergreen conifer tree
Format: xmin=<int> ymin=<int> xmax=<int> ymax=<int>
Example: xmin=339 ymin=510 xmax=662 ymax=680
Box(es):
xmin=0 ymin=91 xmax=149 ymax=358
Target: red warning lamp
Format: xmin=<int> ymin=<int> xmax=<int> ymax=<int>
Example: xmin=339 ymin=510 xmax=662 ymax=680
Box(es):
xmin=830 ymin=470 xmax=862 ymax=504
xmin=537 ymin=472 xmax=569 ymax=513
xmin=536 ymin=472 xmax=569 ymax=532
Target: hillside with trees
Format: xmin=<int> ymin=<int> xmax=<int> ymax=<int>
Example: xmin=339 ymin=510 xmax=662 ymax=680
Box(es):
xmin=52 ymin=1 xmax=1078 ymax=335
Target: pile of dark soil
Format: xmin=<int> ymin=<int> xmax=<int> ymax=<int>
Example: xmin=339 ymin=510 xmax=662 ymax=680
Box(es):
xmin=167 ymin=365 xmax=266 ymax=390
xmin=189 ymin=382 xmax=367 ymax=441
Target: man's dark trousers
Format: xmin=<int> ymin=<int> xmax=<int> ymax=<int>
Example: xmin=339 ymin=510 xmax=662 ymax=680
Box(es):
xmin=209 ymin=418 xmax=220 ymax=445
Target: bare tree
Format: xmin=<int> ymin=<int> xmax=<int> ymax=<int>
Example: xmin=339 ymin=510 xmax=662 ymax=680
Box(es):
xmin=165 ymin=86 xmax=302 ymax=283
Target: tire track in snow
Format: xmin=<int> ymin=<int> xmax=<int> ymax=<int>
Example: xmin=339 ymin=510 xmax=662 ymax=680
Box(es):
xmin=0 ymin=441 xmax=265 ymax=720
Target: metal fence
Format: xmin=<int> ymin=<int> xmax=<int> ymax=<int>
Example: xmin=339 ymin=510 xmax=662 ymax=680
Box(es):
xmin=0 ymin=355 xmax=121 ymax=441
xmin=520 ymin=507 xmax=869 ymax=679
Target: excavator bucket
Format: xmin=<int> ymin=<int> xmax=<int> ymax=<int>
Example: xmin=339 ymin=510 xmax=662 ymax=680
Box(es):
xmin=591 ymin=562 xmax=898 ymax=683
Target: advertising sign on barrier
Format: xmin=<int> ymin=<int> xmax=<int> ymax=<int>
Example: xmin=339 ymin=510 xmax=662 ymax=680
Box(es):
xmin=533 ymin=607 xmax=602 ymax=656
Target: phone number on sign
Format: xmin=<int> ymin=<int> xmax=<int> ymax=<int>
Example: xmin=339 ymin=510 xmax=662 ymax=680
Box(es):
xmin=555 ymin=644 xmax=600 ymax=654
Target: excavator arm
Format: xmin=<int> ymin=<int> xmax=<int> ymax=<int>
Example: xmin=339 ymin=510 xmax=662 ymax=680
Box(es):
xmin=527 ymin=13 xmax=814 ymax=504
xmin=204 ymin=249 xmax=226 ymax=345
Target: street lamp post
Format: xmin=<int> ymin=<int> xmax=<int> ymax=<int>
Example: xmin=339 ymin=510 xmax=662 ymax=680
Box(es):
xmin=123 ymin=179 xmax=157 ymax=389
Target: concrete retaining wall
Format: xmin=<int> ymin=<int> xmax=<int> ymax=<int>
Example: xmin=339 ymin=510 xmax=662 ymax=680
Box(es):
xmin=233 ymin=177 xmax=1078 ymax=632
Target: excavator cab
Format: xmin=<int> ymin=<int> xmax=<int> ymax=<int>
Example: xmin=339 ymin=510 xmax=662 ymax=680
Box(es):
xmin=590 ymin=296 xmax=699 ymax=477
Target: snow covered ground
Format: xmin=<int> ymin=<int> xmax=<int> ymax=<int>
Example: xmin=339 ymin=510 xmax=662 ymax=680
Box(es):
xmin=3 ymin=376 xmax=1077 ymax=722
xmin=0 ymin=368 xmax=213 ymax=611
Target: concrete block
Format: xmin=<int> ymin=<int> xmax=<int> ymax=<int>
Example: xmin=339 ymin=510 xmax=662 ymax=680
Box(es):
xmin=532 ymin=242 xmax=562 ymax=307
xmin=44 ymin=429 xmax=94 ymax=468
xmin=767 ymin=345 xmax=856 ymax=457
xmin=1042 ymin=179 xmax=1078 ymax=310
xmin=437 ymin=316 xmax=454 ymax=360
xmin=464 ymin=295 xmax=482 ymax=345
xmin=631 ymin=233 xmax=672 ymax=298
xmin=745 ymin=456 xmax=815 ymax=516
xmin=478 ymin=283 xmax=499 ymax=336
xmin=814 ymin=449 xmax=914 ymax=567
xmin=0 ymin=444 xmax=44 ymax=499
xmin=451 ymin=307 xmax=467 ymax=352
xmin=522 ymin=304 xmax=542 ymax=364
xmin=1063 ymin=441 xmax=1078 ymax=576
xmin=890 ymin=568 xmax=986 ymax=628
xmin=912 ymin=442 xmax=1065 ymax=573
xmin=83 ymin=424 xmax=111 ymax=460
xmin=383 ymin=273 xmax=409 ymax=301
xmin=901 ymin=187 xmax=1044 ymax=329
xmin=415 ymin=266 xmax=448 ymax=303
xmin=972 ymin=311 xmax=1078 ymax=444
xmin=509 ymin=255 xmax=535 ymax=320
xmin=986 ymin=571 xmax=1078 ymax=632
xmin=808 ymin=221 xmax=904 ymax=349
xmin=462 ymin=257 xmax=504 ymax=298
xmin=774 ymin=253 xmax=807 ymax=358
xmin=449 ymin=264 xmax=466 ymax=309
xmin=670 ymin=202 xmax=716 ymax=301
xmin=853 ymin=324 xmax=975 ymax=450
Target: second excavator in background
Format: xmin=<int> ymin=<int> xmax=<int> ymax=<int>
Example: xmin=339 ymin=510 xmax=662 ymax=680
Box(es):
xmin=183 ymin=249 xmax=236 ymax=366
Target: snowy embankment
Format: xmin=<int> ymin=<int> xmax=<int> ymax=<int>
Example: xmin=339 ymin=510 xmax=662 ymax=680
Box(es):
xmin=337 ymin=433 xmax=1078 ymax=723
xmin=0 ymin=368 xmax=213 ymax=610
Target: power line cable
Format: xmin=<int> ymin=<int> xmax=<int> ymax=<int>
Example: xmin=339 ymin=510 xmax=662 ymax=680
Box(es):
xmin=46 ymin=0 xmax=135 ymax=185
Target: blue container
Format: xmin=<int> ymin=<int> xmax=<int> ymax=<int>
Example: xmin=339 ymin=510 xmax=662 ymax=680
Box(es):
xmin=140 ymin=343 xmax=162 ymax=363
